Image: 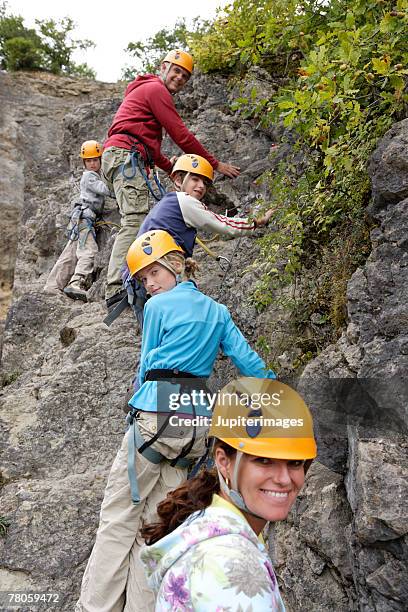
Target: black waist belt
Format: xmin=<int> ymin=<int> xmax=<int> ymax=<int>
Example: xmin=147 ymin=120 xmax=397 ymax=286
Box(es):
xmin=144 ymin=369 xmax=199 ymax=382
xmin=144 ymin=368 xmax=209 ymax=398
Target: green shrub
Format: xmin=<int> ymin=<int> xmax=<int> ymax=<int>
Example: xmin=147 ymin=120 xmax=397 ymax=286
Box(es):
xmin=0 ymin=3 xmax=96 ymax=77
xmin=3 ymin=35 xmax=42 ymax=70
xmin=189 ymin=0 xmax=407 ymax=361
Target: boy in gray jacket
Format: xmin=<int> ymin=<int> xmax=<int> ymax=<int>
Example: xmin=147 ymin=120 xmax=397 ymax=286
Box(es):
xmin=44 ymin=140 xmax=113 ymax=302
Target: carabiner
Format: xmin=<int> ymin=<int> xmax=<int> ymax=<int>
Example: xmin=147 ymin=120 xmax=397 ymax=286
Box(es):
xmin=217 ymin=255 xmax=232 ymax=272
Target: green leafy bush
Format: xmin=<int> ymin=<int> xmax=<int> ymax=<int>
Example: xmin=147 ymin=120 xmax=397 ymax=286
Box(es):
xmin=189 ymin=0 xmax=305 ymax=73
xmin=122 ymin=18 xmax=210 ymax=79
xmin=0 ymin=2 xmax=95 ymax=77
xmin=3 ymin=36 xmax=43 ymax=70
xmin=188 ymin=0 xmax=407 ymax=361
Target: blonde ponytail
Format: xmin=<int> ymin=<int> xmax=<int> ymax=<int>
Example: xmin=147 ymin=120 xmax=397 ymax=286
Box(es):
xmin=159 ymin=251 xmax=199 ymax=281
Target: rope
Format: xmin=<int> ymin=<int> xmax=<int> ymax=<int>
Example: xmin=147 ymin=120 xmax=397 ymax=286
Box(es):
xmin=94 ymin=220 xmax=121 ymax=230
xmin=120 ymin=148 xmax=166 ymax=202
xmin=214 ymin=233 xmax=243 ymax=302
xmin=196 ymin=237 xmax=231 ymax=272
xmin=121 ymin=150 xmax=138 ymax=179
xmin=134 ymin=153 xmax=166 ymax=201
xmin=196 ymin=234 xmax=218 ymax=244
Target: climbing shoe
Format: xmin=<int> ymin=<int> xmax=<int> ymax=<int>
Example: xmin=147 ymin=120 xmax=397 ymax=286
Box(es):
xmin=64 ymin=282 xmax=88 ymax=302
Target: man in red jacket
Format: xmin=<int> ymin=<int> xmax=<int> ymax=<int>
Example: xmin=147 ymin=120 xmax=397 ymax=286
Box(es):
xmin=103 ymin=49 xmax=240 ymax=309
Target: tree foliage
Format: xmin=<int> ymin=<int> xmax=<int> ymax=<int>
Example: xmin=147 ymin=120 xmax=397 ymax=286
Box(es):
xmin=0 ymin=2 xmax=96 ymax=77
xmin=188 ymin=0 xmax=407 ymax=355
xmin=122 ymin=18 xmax=210 ymax=80
xmin=35 ymin=17 xmax=95 ymax=76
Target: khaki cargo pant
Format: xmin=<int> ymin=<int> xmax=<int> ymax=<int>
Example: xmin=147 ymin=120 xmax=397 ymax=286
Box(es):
xmin=43 ymin=229 xmax=98 ymax=291
xmin=76 ymin=411 xmax=207 ymax=612
xmin=102 ymin=147 xmax=151 ymax=300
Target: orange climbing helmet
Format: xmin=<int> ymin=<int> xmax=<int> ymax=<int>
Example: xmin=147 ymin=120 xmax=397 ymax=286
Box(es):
xmin=209 ymin=377 xmax=317 ymax=520
xmin=171 ymin=154 xmax=214 ymax=182
xmin=162 ymin=49 xmax=194 ymax=75
xmin=209 ymin=377 xmax=317 ymax=460
xmin=127 ymin=230 xmax=185 ymax=278
xmin=80 ymin=140 xmax=103 ymax=159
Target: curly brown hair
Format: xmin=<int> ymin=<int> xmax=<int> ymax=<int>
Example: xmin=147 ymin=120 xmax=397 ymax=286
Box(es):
xmin=140 ymin=441 xmax=236 ymax=545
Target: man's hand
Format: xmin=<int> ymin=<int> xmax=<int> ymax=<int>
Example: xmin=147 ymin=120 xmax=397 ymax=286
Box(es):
xmin=216 ymin=161 xmax=241 ymax=178
xmin=255 ymin=208 xmax=276 ymax=227
xmin=169 ymin=155 xmax=178 ymax=167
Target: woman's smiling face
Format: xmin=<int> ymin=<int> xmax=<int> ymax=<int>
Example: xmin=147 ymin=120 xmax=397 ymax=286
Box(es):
xmin=215 ymin=445 xmax=306 ymax=532
xmin=237 ymin=454 xmax=305 ymax=523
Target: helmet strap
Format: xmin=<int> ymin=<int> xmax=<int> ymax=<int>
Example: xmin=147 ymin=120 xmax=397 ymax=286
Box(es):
xmin=156 ymin=258 xmax=183 ymax=284
xmin=161 ymin=62 xmax=174 ymax=93
xmin=181 ymin=172 xmax=191 ymax=191
xmin=216 ymin=452 xmax=265 ymax=520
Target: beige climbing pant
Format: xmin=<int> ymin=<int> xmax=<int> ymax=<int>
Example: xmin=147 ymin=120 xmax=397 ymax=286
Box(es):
xmin=75 ymin=411 xmax=207 ymax=612
xmin=102 ymin=147 xmax=151 ymax=301
xmin=43 ymin=229 xmax=98 ymax=291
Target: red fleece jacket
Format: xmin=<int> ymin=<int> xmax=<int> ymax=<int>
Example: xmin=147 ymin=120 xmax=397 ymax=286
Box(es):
xmin=104 ymin=75 xmax=219 ymax=174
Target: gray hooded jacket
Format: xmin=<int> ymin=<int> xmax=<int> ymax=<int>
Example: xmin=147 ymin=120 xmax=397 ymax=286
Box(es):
xmin=79 ymin=170 xmax=111 ymax=216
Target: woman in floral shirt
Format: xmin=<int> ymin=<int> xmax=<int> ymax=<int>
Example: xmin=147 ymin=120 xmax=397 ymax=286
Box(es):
xmin=140 ymin=377 xmax=317 ymax=611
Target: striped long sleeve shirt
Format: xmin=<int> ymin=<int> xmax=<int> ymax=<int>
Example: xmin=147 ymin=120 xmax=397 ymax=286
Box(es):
xmin=138 ymin=191 xmax=256 ymax=257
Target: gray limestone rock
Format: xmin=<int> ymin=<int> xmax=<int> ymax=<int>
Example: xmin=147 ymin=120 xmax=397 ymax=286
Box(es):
xmin=368 ymin=118 xmax=408 ymax=212
xmin=0 ymin=72 xmax=407 ymax=611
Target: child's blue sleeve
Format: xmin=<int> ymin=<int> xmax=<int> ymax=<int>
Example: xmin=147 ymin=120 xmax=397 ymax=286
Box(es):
xmin=138 ymin=299 xmax=163 ymax=386
xmin=220 ymin=308 xmax=276 ymax=378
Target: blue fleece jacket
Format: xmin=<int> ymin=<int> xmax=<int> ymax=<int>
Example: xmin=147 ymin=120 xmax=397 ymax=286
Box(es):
xmin=129 ymin=282 xmax=275 ymax=414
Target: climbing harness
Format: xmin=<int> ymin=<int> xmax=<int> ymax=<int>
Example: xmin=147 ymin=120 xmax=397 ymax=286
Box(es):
xmin=121 ymin=150 xmax=166 ymax=201
xmin=103 ymin=271 xmax=147 ymax=328
xmin=118 ymin=132 xmax=166 ymax=201
xmin=66 ymin=205 xmax=97 ymax=243
xmin=66 ymin=206 xmax=82 ymax=241
xmin=188 ymin=437 xmax=214 ymax=480
xmin=126 ymin=369 xmax=208 ymax=504
xmin=126 ymin=409 xmax=193 ymax=504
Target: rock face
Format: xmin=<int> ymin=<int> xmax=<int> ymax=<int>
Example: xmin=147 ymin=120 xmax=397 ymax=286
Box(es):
xmin=0 ymin=71 xmax=407 ymax=611
xmin=275 ymin=119 xmax=408 ymax=612
xmin=0 ymin=70 xmax=123 ymax=348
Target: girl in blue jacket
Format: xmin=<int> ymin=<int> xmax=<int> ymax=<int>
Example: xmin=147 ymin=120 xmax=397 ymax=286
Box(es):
xmin=76 ymin=230 xmax=276 ymax=612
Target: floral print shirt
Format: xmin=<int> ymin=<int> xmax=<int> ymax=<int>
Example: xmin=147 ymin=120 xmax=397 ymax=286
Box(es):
xmin=140 ymin=494 xmax=286 ymax=611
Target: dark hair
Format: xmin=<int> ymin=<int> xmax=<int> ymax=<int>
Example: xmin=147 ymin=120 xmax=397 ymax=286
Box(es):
xmin=140 ymin=441 xmax=236 ymax=545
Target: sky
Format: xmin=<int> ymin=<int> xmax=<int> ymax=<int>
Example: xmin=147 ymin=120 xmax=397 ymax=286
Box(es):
xmin=5 ymin=0 xmax=228 ymax=82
